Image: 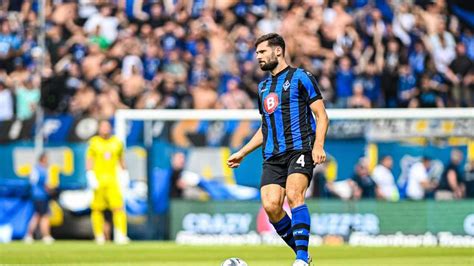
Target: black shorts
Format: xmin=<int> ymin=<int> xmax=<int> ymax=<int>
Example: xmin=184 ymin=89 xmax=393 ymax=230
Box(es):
xmin=261 ymin=150 xmax=314 ymax=188
xmin=33 ymin=200 xmax=50 ymax=215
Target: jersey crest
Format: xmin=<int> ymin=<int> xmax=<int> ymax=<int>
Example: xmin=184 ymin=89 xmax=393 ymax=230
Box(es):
xmin=283 ymin=80 xmax=291 ymax=91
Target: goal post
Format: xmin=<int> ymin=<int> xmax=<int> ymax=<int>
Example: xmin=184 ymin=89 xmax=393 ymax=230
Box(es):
xmin=115 ymin=108 xmax=474 ymax=145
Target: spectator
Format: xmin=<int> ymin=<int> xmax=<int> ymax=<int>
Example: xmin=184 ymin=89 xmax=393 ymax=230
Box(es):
xmin=464 ymin=159 xmax=474 ymax=198
xmin=162 ymin=49 xmax=188 ymax=84
xmin=393 ymin=3 xmax=416 ymax=47
xmin=142 ymin=43 xmax=162 ymax=82
xmin=121 ymin=64 xmax=145 ymax=108
xmin=23 ymin=153 xmax=56 ymax=244
xmin=461 ymin=28 xmax=474 ymax=61
xmin=350 ymin=157 xmax=377 ymax=199
xmin=191 ymin=79 xmax=218 ymax=109
xmin=435 ymin=149 xmax=465 ymax=200
xmin=322 ymin=1 xmax=353 ymax=42
xmin=15 ymin=75 xmax=40 ymax=120
xmin=257 ymin=9 xmax=281 ymax=34
xmin=82 ymin=42 xmax=105 ymax=82
xmin=381 ymin=39 xmax=401 ymax=108
xmin=445 ymin=43 xmax=473 ymax=107
xmin=9 ymin=57 xmax=29 ymax=87
xmin=0 ymin=79 xmax=14 ymax=121
xmin=46 ymin=24 xmax=67 ymax=65
xmin=325 ymin=177 xmax=360 ymax=201
xmin=317 ymin=59 xmax=335 ymax=106
xmin=69 ymin=84 xmax=95 ymax=116
xmin=218 ymin=78 xmax=254 ymax=109
xmin=334 ymin=56 xmax=354 ymax=107
xmin=406 ymin=156 xmax=438 ymax=200
xmin=309 ymin=162 xmax=328 ymax=199
xmin=188 ymin=54 xmax=209 ymax=86
xmin=357 ymin=62 xmax=382 ymax=107
xmin=372 ymin=155 xmax=399 ymax=202
xmin=149 ymin=3 xmax=168 ymax=29
xmin=425 ymin=18 xmax=456 ymax=74
xmin=409 ymin=74 xmax=444 ymax=108
xmin=169 ymin=152 xmax=187 ymax=199
xmin=84 ymin=4 xmax=119 ymax=44
xmin=397 ymin=63 xmax=417 ymax=107
xmin=347 ymin=82 xmax=371 ymax=108
xmin=408 ymin=41 xmax=428 ymax=77
xmin=0 ymin=19 xmax=21 ymax=72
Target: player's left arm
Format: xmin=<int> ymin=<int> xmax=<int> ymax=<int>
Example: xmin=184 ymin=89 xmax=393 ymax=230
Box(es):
xmin=300 ymin=70 xmax=329 ymax=165
xmin=118 ymin=139 xmax=127 ymax=170
xmin=310 ymin=100 xmax=329 ymax=164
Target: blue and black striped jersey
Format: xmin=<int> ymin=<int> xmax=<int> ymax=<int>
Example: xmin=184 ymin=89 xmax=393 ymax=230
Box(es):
xmin=257 ymin=67 xmax=323 ymax=160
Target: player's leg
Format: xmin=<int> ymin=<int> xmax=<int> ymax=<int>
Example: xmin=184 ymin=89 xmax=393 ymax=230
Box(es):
xmin=261 ymin=162 xmax=296 ymax=252
xmin=91 ymin=187 xmax=107 ymax=244
xmin=286 ymin=152 xmax=314 ymax=264
xmin=111 ymin=207 xmax=128 ymax=243
xmin=107 ymin=184 xmax=128 ymax=244
xmin=261 ymin=184 xmax=286 ymax=221
xmin=287 ymin=173 xmax=311 ymax=264
xmin=39 ymin=213 xmax=54 ymax=244
xmin=24 ymin=212 xmax=39 ymax=243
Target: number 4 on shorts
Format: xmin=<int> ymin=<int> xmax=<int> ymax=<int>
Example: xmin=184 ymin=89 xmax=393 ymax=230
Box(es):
xmin=296 ymin=154 xmax=305 ymax=167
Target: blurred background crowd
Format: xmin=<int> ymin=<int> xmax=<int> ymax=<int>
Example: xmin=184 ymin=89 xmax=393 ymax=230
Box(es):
xmin=0 ymin=0 xmax=473 ymax=123
xmin=308 ymin=149 xmax=474 ymax=201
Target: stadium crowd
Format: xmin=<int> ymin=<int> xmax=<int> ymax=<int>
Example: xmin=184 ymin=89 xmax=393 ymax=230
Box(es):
xmin=309 ymin=149 xmax=474 ymax=201
xmin=0 ymin=0 xmax=473 ymax=122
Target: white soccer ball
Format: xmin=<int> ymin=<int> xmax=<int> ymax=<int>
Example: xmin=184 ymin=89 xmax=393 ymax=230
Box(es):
xmin=221 ymin=258 xmax=248 ymax=266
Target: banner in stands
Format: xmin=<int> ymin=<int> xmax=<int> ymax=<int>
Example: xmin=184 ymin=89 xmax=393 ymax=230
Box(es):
xmin=1 ymin=116 xmax=471 ymax=145
xmin=170 ymin=200 xmax=474 ymax=247
xmin=0 ymin=115 xmax=144 ymax=144
xmin=365 ymin=119 xmax=474 ymax=141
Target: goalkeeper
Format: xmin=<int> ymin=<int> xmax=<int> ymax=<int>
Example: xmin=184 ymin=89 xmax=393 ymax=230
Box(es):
xmin=86 ymin=120 xmax=129 ymax=244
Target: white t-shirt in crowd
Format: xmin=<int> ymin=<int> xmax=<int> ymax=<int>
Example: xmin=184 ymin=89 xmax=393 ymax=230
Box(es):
xmin=372 ymin=164 xmax=399 ymax=201
xmin=84 ymin=14 xmax=119 ymax=43
xmin=407 ymin=162 xmax=428 ymax=200
xmin=0 ymin=89 xmax=14 ymax=121
xmin=429 ymin=32 xmax=456 ymax=73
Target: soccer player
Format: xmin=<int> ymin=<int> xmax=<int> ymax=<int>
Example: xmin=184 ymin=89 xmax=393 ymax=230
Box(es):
xmin=24 ymin=153 xmax=55 ymax=244
xmin=86 ymin=120 xmax=129 ymax=244
xmin=227 ymin=33 xmax=328 ymax=266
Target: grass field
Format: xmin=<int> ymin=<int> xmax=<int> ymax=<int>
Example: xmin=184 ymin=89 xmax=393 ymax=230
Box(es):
xmin=0 ymin=241 xmax=473 ymax=266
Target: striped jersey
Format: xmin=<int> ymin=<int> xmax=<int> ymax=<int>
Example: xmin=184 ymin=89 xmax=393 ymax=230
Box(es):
xmin=257 ymin=66 xmax=323 ymax=160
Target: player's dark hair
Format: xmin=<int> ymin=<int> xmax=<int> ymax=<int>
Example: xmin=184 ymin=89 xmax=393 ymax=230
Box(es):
xmin=98 ymin=119 xmax=111 ymax=126
xmin=255 ymin=33 xmax=285 ymax=55
xmin=38 ymin=152 xmax=47 ymax=162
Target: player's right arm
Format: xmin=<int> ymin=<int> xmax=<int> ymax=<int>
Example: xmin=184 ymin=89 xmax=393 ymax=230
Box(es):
xmin=85 ymin=137 xmax=98 ymax=189
xmin=227 ymin=125 xmax=263 ymax=168
xmin=86 ymin=137 xmax=95 ymax=172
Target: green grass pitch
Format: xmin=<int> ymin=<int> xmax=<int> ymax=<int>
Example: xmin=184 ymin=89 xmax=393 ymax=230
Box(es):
xmin=0 ymin=241 xmax=472 ymax=265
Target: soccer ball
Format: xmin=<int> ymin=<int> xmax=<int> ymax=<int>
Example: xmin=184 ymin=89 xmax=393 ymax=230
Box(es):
xmin=221 ymin=258 xmax=248 ymax=266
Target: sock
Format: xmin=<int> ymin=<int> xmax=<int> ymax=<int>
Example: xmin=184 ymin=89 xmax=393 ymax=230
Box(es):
xmin=291 ymin=204 xmax=311 ymax=263
xmin=91 ymin=210 xmax=104 ymax=239
xmin=113 ymin=209 xmax=127 ymax=236
xmin=271 ymin=213 xmax=296 ymax=252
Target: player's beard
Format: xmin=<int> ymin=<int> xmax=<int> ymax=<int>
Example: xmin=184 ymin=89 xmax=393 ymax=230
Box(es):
xmin=259 ymin=55 xmax=278 ymax=71
xmin=99 ymin=132 xmax=111 ymax=139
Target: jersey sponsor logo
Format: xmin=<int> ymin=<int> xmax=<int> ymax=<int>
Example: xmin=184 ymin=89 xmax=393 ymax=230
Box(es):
xmin=283 ymin=80 xmax=291 ymax=91
xmin=263 ymin=92 xmax=279 ymax=114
